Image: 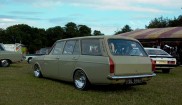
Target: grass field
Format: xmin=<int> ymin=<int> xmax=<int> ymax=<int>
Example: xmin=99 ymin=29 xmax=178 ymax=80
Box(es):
xmin=0 ymin=62 xmax=182 ymax=105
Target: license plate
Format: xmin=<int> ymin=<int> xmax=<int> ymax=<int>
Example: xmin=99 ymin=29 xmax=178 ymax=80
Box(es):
xmin=125 ymin=78 xmax=143 ymax=85
xmin=157 ymin=61 xmax=167 ymax=64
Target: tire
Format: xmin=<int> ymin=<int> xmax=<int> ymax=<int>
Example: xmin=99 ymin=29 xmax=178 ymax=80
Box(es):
xmin=162 ymin=69 xmax=170 ymax=73
xmin=73 ymin=70 xmax=90 ymax=90
xmin=27 ymin=58 xmax=32 ymax=64
xmin=34 ymin=65 xmax=42 ymax=78
xmin=0 ymin=60 xmax=10 ymax=67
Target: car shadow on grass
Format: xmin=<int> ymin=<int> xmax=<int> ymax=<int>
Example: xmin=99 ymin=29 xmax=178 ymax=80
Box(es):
xmin=42 ymin=77 xmax=138 ymax=92
xmin=89 ymin=84 xmax=137 ymax=92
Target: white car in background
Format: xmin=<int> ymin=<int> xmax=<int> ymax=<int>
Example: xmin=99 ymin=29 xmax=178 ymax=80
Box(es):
xmin=25 ymin=47 xmax=50 ymax=63
xmin=144 ymin=48 xmax=177 ymax=73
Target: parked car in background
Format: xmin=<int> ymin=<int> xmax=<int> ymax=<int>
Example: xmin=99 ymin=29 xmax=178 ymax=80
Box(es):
xmin=144 ymin=48 xmax=177 ymax=73
xmin=3 ymin=43 xmax=23 ymax=53
xmin=31 ymin=36 xmax=156 ymax=90
xmin=0 ymin=43 xmax=22 ymax=67
xmin=25 ymin=47 xmax=50 ymax=63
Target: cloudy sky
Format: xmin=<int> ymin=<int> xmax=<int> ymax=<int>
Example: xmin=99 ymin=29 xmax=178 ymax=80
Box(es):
xmin=0 ymin=0 xmax=181 ymax=35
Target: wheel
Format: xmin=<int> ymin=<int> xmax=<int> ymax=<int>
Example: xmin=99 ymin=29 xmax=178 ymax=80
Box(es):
xmin=73 ymin=70 xmax=90 ymax=90
xmin=0 ymin=60 xmax=10 ymax=67
xmin=27 ymin=57 xmax=32 ymax=64
xmin=34 ymin=65 xmax=42 ymax=78
xmin=162 ymin=69 xmax=170 ymax=73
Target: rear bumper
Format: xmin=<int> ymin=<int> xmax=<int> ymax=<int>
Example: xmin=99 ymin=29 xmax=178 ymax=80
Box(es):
xmin=156 ymin=64 xmax=177 ymax=69
xmin=107 ymin=73 xmax=156 ymax=80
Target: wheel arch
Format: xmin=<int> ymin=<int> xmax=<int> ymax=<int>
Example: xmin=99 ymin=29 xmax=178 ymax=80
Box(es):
xmin=0 ymin=59 xmax=12 ymax=63
xmin=28 ymin=57 xmax=33 ymax=60
xmin=33 ymin=62 xmax=42 ymax=71
xmin=73 ymin=68 xmax=91 ymax=83
xmin=6 ymin=59 xmax=12 ymax=64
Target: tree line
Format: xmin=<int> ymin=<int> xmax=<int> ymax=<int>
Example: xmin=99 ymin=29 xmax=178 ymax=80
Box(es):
xmin=146 ymin=15 xmax=182 ymax=28
xmin=0 ymin=22 xmax=104 ymax=53
xmin=0 ymin=15 xmax=181 ymax=53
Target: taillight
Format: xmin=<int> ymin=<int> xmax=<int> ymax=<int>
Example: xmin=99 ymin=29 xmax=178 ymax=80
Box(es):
xmin=109 ymin=58 xmax=114 ymax=74
xmin=151 ymin=59 xmax=156 ymax=72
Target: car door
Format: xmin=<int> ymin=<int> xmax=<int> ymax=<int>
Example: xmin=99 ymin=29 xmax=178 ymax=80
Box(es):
xmin=58 ymin=40 xmax=80 ymax=81
xmin=42 ymin=41 xmax=65 ymax=79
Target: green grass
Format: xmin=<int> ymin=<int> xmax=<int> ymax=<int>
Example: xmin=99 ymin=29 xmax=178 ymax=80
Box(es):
xmin=0 ymin=62 xmax=182 ymax=105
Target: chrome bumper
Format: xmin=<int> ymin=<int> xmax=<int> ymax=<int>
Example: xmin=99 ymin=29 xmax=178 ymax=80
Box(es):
xmin=107 ymin=73 xmax=156 ymax=80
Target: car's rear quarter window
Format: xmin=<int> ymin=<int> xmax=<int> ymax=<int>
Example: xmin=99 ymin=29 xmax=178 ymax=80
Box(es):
xmin=81 ymin=39 xmax=102 ymax=56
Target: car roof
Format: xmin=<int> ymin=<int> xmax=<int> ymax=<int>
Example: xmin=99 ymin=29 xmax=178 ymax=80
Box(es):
xmin=144 ymin=48 xmax=162 ymax=50
xmin=57 ymin=35 xmax=139 ymax=42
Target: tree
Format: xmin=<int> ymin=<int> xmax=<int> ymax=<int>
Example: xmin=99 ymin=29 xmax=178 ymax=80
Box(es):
xmin=168 ymin=15 xmax=182 ymax=27
xmin=78 ymin=25 xmax=91 ymax=36
xmin=146 ymin=15 xmax=182 ymax=28
xmin=5 ymin=24 xmax=47 ymax=53
xmin=29 ymin=27 xmax=46 ymax=53
xmin=6 ymin=24 xmax=32 ymax=44
xmin=0 ymin=28 xmax=6 ymax=43
xmin=64 ymin=22 xmax=79 ymax=38
xmin=146 ymin=16 xmax=169 ymax=28
xmin=93 ymin=30 xmax=104 ymax=36
xmin=46 ymin=26 xmax=64 ymax=46
xmin=114 ymin=25 xmax=133 ymax=35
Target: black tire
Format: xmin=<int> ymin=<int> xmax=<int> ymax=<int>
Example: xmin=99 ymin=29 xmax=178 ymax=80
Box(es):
xmin=0 ymin=60 xmax=10 ymax=67
xmin=73 ymin=70 xmax=90 ymax=90
xmin=162 ymin=69 xmax=170 ymax=73
xmin=34 ymin=65 xmax=42 ymax=78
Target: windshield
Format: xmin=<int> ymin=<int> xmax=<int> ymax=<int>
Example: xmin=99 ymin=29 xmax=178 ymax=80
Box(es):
xmin=108 ymin=39 xmax=147 ymax=56
xmin=145 ymin=49 xmax=169 ymax=55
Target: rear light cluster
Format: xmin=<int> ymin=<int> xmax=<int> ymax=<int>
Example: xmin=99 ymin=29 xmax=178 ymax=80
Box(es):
xmin=168 ymin=61 xmax=176 ymax=64
xmin=109 ymin=58 xmax=115 ymax=74
xmin=151 ymin=59 xmax=156 ymax=72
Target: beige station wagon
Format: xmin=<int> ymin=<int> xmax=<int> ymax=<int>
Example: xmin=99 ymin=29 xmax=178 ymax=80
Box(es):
xmin=31 ymin=36 xmax=156 ymax=90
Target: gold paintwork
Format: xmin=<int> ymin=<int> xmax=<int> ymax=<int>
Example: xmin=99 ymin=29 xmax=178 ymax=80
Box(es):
xmin=32 ymin=36 xmax=155 ymax=85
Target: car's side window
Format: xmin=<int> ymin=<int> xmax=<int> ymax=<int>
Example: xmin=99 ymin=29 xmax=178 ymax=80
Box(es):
xmin=63 ymin=40 xmax=76 ymax=55
xmin=81 ymin=39 xmax=102 ymax=56
xmin=51 ymin=41 xmax=65 ymax=55
xmin=73 ymin=40 xmax=80 ymax=55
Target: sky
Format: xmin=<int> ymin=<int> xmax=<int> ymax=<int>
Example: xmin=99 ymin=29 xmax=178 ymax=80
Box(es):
xmin=0 ymin=0 xmax=182 ymax=35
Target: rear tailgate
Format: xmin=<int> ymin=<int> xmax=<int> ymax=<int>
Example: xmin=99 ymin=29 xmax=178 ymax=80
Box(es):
xmin=112 ymin=56 xmax=152 ymax=76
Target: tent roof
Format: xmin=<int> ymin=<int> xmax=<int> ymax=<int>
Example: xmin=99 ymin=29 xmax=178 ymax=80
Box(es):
xmin=117 ymin=27 xmax=182 ymax=39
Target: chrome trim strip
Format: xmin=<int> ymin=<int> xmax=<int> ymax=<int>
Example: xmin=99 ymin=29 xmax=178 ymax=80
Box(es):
xmin=107 ymin=73 xmax=156 ymax=80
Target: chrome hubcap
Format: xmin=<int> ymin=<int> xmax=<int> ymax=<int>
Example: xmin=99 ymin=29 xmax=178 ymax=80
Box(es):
xmin=74 ymin=71 xmax=86 ymax=89
xmin=34 ymin=70 xmax=40 ymax=77
xmin=1 ymin=60 xmax=9 ymax=67
xmin=34 ymin=66 xmax=41 ymax=77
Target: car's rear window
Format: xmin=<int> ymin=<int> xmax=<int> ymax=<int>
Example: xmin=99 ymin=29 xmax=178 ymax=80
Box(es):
xmin=145 ymin=49 xmax=169 ymax=55
xmin=108 ymin=39 xmax=147 ymax=56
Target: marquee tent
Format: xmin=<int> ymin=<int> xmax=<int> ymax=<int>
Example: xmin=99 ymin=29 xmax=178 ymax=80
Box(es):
xmin=117 ymin=27 xmax=182 ymax=40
